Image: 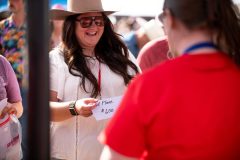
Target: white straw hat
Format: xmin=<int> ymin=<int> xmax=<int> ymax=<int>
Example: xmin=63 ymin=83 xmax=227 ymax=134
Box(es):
xmin=50 ymin=0 xmax=115 ymax=20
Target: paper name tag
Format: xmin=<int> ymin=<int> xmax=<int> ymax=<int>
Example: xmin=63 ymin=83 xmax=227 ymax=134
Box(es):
xmin=92 ymin=96 xmax=122 ymax=121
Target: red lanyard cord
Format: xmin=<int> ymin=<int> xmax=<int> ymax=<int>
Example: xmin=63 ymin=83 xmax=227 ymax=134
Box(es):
xmin=98 ymin=62 xmax=101 ymax=98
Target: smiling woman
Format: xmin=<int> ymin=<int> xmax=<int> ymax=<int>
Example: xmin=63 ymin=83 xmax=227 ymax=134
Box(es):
xmin=48 ymin=0 xmax=140 ymax=159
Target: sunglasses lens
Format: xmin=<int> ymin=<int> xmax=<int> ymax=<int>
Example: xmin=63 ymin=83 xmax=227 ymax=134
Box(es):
xmin=79 ymin=17 xmax=92 ymax=28
xmin=78 ymin=16 xmax=105 ymax=28
xmin=94 ymin=16 xmax=104 ymax=26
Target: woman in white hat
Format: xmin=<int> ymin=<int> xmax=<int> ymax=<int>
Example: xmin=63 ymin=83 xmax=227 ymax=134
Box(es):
xmin=49 ymin=0 xmax=140 ymax=159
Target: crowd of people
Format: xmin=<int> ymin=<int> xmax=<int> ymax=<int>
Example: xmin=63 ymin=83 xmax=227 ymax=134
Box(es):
xmin=1 ymin=0 xmax=240 ymax=159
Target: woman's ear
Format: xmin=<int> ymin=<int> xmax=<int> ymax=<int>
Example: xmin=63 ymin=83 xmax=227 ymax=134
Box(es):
xmin=163 ymin=9 xmax=175 ymax=35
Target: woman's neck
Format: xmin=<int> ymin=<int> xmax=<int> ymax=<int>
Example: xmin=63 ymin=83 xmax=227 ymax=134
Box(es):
xmin=83 ymin=48 xmax=95 ymax=57
xmin=176 ymin=31 xmax=216 ymax=56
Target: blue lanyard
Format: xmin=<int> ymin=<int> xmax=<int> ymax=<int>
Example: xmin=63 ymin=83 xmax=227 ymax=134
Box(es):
xmin=183 ymin=42 xmax=218 ymax=55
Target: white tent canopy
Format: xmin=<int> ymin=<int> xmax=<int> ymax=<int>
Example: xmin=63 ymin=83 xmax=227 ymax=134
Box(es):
xmin=102 ymin=0 xmax=240 ymax=17
xmin=1 ymin=0 xmax=240 ymax=16
xmin=102 ymin=0 xmax=164 ymax=17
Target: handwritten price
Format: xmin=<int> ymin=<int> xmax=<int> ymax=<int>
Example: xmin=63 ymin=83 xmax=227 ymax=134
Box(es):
xmin=101 ymin=108 xmax=114 ymax=114
xmin=92 ymin=96 xmax=122 ymax=120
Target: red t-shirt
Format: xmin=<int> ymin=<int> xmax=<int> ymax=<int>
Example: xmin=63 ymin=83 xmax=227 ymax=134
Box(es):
xmin=100 ymin=53 xmax=240 ymax=160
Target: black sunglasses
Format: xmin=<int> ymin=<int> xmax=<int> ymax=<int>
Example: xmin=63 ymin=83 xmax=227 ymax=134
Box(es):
xmin=75 ymin=16 xmax=105 ymax=28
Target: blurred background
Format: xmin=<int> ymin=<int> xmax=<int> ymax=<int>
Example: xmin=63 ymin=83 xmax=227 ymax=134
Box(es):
xmin=1 ymin=0 xmax=163 ymax=17
xmin=1 ymin=0 xmax=240 ymax=16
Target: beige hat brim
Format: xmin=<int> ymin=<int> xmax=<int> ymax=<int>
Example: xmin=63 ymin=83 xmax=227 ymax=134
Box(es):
xmin=50 ymin=9 xmax=115 ymax=20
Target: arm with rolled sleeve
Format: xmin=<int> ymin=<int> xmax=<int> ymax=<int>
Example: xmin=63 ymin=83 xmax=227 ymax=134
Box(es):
xmin=1 ymin=56 xmax=23 ymax=118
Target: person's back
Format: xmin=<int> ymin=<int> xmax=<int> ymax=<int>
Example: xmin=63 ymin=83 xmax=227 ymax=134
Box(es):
xmin=133 ymin=53 xmax=240 ymax=159
xmin=100 ymin=0 xmax=240 ymax=159
xmin=100 ymin=52 xmax=240 ymax=160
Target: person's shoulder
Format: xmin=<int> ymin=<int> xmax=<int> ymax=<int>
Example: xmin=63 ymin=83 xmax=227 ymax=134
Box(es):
xmin=0 ymin=55 xmax=11 ymax=70
xmin=0 ymin=55 xmax=8 ymax=63
xmin=127 ymin=57 xmax=185 ymax=99
xmin=133 ymin=60 xmax=167 ymax=83
xmin=143 ymin=59 xmax=171 ymax=76
xmin=49 ymin=46 xmax=65 ymax=62
xmin=49 ymin=46 xmax=64 ymax=57
xmin=138 ymin=56 xmax=183 ymax=80
xmin=128 ymin=62 xmax=170 ymax=95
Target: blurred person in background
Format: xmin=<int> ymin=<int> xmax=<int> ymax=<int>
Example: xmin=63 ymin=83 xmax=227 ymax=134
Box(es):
xmin=100 ymin=0 xmax=240 ymax=159
xmin=137 ymin=37 xmax=170 ymax=72
xmin=0 ymin=0 xmax=28 ymax=158
xmin=49 ymin=0 xmax=140 ymax=159
xmin=115 ymin=17 xmax=144 ymax=36
xmin=0 ymin=0 xmax=26 ymax=87
xmin=123 ymin=18 xmax=165 ymax=58
xmin=137 ymin=20 xmax=170 ymax=72
xmin=50 ymin=4 xmax=65 ymax=49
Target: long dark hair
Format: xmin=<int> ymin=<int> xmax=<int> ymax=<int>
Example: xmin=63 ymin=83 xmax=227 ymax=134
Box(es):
xmin=163 ymin=0 xmax=240 ymax=65
xmin=61 ymin=13 xmax=139 ymax=98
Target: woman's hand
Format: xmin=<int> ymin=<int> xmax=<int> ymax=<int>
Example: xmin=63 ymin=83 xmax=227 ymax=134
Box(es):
xmin=0 ymin=104 xmax=17 ymax=119
xmin=75 ymin=98 xmax=98 ymax=117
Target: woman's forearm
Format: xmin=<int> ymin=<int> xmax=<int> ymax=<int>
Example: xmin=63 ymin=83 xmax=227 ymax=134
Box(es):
xmin=50 ymin=101 xmax=74 ymax=122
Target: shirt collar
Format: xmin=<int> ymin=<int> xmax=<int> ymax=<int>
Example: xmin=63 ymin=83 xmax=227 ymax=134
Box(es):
xmin=8 ymin=15 xmax=27 ymax=30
